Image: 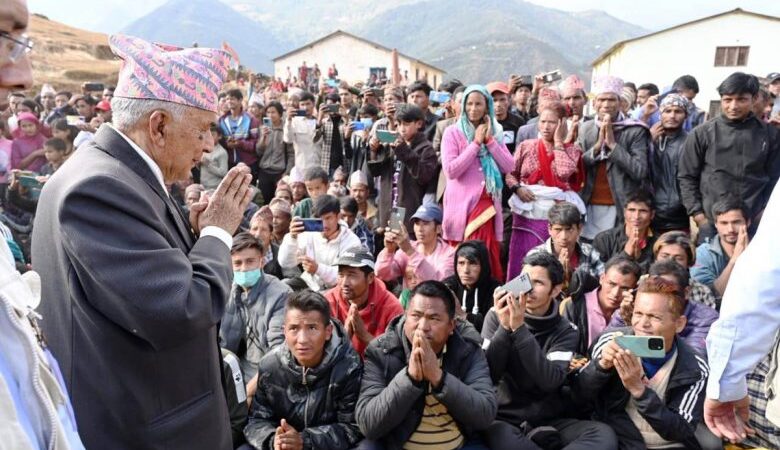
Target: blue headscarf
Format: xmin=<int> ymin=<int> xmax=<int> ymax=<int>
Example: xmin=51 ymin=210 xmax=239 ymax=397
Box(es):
xmin=458 ymin=85 xmax=505 ymax=199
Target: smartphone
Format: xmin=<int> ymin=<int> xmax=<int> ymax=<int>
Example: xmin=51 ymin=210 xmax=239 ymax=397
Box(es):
xmin=519 ymin=75 xmax=533 ymax=86
xmin=295 ymin=109 xmax=307 ymax=117
xmin=501 ymin=272 xmax=533 ymax=297
xmin=388 ymin=206 xmax=406 ymax=231
xmin=301 ymin=218 xmax=324 ymax=232
xmin=429 ymin=91 xmax=451 ymax=104
xmin=262 ymin=117 xmax=271 ymax=127
xmin=541 ymin=70 xmax=562 ymax=84
xmin=351 ymin=121 xmax=366 ymax=131
xmin=83 ymin=82 xmax=105 ymax=92
xmin=327 ymin=104 xmax=339 ymax=113
xmin=66 ymin=115 xmax=85 ymax=126
xmin=376 ymin=129 xmax=398 ymax=144
xmin=615 ymin=335 xmax=665 ymax=359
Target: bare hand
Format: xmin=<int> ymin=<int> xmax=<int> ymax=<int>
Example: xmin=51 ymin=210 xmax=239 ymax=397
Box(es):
xmin=559 ymin=247 xmax=570 ymax=275
xmin=613 ymin=349 xmax=645 ymax=398
xmin=603 ymin=119 xmax=616 ymax=149
xmin=624 ymin=226 xmax=641 ymax=259
xmin=348 ymin=304 xmax=372 ymax=344
xmin=196 ymin=166 xmax=253 ymax=234
xmin=642 ymin=95 xmax=659 ymax=120
xmin=650 ymin=121 xmax=664 ymax=141
xmin=344 ymin=122 xmax=355 ymax=139
xmin=274 ymin=419 xmax=303 ymax=450
xmin=515 ymin=186 xmax=536 ymax=202
xmin=289 ymin=217 xmax=305 ymax=238
xmin=474 ymin=122 xmax=489 ymax=145
xmin=733 ymin=225 xmax=749 ymax=259
xmin=298 ymin=255 xmax=318 ymax=274
xmin=565 ymin=116 xmax=579 ymax=144
xmin=554 ymin=119 xmax=566 ymax=146
xmin=704 ymin=397 xmax=754 ymax=443
xmin=493 ymin=289 xmax=512 ymax=331
xmin=619 ymin=289 xmax=635 ymax=324
xmin=415 ymin=330 xmax=443 ymax=387
xmin=693 ymin=213 xmax=709 ymax=228
xmin=598 ymin=338 xmax=622 ymax=370
xmin=408 ymin=344 xmax=424 ymax=382
xmin=245 ymin=373 xmax=258 ymax=408
xmin=383 ymin=229 xmax=400 ymax=253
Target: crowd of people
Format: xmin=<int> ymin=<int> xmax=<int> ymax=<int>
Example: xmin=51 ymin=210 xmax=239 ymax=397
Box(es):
xmin=4 ymin=0 xmax=780 ymax=449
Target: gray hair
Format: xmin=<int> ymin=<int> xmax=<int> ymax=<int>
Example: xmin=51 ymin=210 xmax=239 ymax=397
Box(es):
xmin=110 ymin=97 xmax=189 ymax=131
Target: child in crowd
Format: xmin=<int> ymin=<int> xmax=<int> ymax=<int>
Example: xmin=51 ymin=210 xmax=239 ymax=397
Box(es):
xmin=11 ymin=112 xmax=48 ymax=173
xmin=39 ymin=138 xmax=68 ymax=176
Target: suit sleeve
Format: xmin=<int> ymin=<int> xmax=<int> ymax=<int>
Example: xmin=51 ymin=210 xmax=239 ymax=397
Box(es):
xmin=58 ymin=175 xmax=232 ymax=351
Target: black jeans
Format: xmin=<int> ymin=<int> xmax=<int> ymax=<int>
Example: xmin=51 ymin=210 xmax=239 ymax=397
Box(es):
xmin=256 ymin=168 xmax=284 ymax=205
xmin=483 ymin=418 xmax=618 ymax=450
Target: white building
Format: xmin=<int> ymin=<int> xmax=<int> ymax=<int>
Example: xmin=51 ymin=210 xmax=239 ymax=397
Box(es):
xmin=591 ymin=8 xmax=780 ymax=117
xmin=272 ymin=30 xmax=445 ymax=88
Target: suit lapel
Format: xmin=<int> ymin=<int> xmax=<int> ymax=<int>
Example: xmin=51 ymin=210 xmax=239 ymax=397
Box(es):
xmin=93 ymin=126 xmax=196 ymax=249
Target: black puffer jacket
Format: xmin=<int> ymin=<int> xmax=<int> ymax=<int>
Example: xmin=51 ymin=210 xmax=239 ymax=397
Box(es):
xmin=443 ymin=240 xmax=501 ymax=332
xmin=244 ymin=321 xmax=363 ymax=450
xmin=356 ymin=315 xmax=497 ymax=450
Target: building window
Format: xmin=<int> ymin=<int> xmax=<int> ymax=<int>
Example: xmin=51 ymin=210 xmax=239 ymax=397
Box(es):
xmin=714 ymin=46 xmax=749 ymax=67
xmin=708 ymin=100 xmax=721 ymax=119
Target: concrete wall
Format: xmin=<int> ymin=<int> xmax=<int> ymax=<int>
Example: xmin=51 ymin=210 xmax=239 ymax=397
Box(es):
xmin=274 ymin=32 xmax=444 ymax=86
xmin=592 ymin=12 xmax=779 ymax=114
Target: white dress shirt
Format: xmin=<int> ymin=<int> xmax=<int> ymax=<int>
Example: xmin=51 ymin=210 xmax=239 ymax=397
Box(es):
xmin=108 ymin=125 xmax=233 ymax=250
xmin=706 ymin=180 xmax=780 ymax=401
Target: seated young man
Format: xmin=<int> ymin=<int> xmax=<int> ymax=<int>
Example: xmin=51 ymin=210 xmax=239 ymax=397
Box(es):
xmin=292 ymin=166 xmax=330 ymax=218
xmin=594 ymin=190 xmax=658 ymax=274
xmin=243 ymin=290 xmax=363 ymax=450
xmin=278 ymin=195 xmax=362 ymax=292
xmin=526 ymin=202 xmax=605 ymax=285
xmin=609 ymin=260 xmax=718 ymax=355
xmin=561 ymin=255 xmax=642 ymax=357
xmin=690 ymin=197 xmax=750 ymax=302
xmin=481 ymin=252 xmax=618 ymax=450
xmin=324 ymin=246 xmax=403 ymax=357
xmin=649 ymin=231 xmax=718 ymax=309
xmin=220 ymin=233 xmax=292 ymax=396
xmin=356 ymin=280 xmax=497 ymax=450
xmin=574 ymin=277 xmax=710 ymax=449
xmin=376 ymin=202 xmax=456 ymax=306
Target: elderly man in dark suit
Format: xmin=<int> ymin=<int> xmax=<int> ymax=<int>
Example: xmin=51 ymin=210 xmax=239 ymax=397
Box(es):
xmin=32 ymin=34 xmax=253 ymax=450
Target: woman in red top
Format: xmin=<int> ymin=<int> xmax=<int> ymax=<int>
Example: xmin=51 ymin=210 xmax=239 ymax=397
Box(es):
xmin=505 ymin=102 xmax=584 ymax=281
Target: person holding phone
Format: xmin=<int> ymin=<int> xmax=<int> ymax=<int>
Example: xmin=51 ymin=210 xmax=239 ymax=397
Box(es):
xmin=442 ymin=85 xmax=519 ymax=283
xmin=283 ymin=91 xmax=320 ymax=173
xmin=574 ymin=276 xmax=714 ymax=450
xmin=315 ymin=92 xmax=350 ymax=177
xmin=219 ymin=88 xmax=260 ymax=175
xmin=481 ymin=252 xmax=618 ymax=450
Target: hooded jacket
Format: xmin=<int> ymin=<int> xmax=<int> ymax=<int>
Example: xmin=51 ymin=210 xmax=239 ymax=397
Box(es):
xmin=443 ymin=240 xmax=501 ymax=332
xmin=355 ymin=315 xmax=497 ymax=450
xmin=325 ymin=277 xmax=404 ymax=357
xmin=244 ymin=320 xmax=363 ymax=450
xmin=220 ymin=273 xmax=292 ymax=380
xmin=574 ymin=328 xmax=708 ymax=449
xmin=481 ymin=300 xmax=580 ymax=426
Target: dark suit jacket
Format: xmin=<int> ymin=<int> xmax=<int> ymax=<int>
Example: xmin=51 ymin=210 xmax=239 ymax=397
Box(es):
xmin=32 ymin=126 xmax=233 ymax=450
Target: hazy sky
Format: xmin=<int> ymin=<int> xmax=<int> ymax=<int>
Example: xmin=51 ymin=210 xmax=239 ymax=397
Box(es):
xmin=27 ymin=0 xmax=780 ymax=34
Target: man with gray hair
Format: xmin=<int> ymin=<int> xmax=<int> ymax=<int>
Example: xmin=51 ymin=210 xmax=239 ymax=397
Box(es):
xmin=32 ymin=34 xmax=252 ymax=449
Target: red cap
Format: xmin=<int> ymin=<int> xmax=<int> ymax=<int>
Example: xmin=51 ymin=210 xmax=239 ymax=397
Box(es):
xmin=96 ymin=100 xmax=112 ymax=111
xmin=486 ymin=81 xmax=510 ymax=95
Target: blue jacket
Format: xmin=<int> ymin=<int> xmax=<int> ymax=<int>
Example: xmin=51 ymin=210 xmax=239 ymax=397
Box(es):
xmin=691 ymin=236 xmax=729 ymax=297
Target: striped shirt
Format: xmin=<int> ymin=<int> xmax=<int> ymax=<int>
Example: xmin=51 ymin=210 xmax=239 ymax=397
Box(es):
xmin=403 ymin=394 xmax=463 ymax=450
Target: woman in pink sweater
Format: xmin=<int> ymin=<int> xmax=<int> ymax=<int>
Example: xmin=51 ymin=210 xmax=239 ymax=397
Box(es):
xmin=441 ymin=85 xmax=514 ymax=281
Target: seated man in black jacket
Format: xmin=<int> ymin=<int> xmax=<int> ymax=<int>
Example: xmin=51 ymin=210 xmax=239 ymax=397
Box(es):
xmin=574 ymin=276 xmax=712 ymax=450
xmin=594 ymin=190 xmax=658 ymax=274
xmin=482 ymin=252 xmax=618 ymax=450
xmin=356 ymin=280 xmax=497 ymax=450
xmin=243 ymin=290 xmax=363 ymax=450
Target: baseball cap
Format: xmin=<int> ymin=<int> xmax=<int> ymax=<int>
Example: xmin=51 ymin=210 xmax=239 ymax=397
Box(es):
xmin=411 ymin=203 xmax=443 ymax=224
xmin=96 ymin=100 xmax=112 ymax=111
xmin=486 ymin=81 xmax=510 ymax=95
xmin=334 ymin=246 xmax=375 ymax=270
xmin=766 ymin=72 xmax=780 ymax=83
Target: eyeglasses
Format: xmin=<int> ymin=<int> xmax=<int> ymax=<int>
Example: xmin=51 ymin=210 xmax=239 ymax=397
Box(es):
xmin=0 ymin=31 xmax=33 ymax=63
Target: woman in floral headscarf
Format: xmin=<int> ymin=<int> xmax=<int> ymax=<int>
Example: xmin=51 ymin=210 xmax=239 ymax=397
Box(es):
xmin=441 ymin=85 xmax=514 ymax=281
